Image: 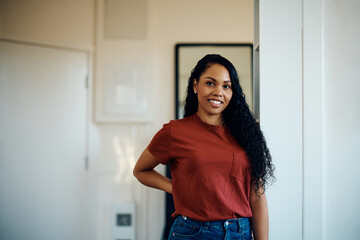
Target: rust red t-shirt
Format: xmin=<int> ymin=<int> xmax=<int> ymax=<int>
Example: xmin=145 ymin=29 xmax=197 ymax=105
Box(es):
xmin=147 ymin=114 xmax=252 ymax=221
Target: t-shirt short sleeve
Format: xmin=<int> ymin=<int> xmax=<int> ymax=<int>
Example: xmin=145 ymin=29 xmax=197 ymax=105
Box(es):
xmin=147 ymin=123 xmax=171 ymax=165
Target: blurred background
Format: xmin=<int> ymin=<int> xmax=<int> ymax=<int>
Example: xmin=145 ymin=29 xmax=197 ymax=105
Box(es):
xmin=0 ymin=0 xmax=359 ymax=240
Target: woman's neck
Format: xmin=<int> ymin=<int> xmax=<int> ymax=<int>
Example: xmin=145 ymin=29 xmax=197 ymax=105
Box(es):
xmin=196 ymin=112 xmax=224 ymax=126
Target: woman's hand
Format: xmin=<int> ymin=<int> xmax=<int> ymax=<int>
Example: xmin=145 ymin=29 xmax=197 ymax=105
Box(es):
xmin=133 ymin=149 xmax=172 ymax=194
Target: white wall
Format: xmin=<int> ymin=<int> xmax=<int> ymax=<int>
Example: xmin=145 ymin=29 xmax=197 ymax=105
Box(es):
xmin=260 ymin=0 xmax=360 ymax=239
xmin=0 ymin=0 xmax=94 ymax=50
xmin=259 ymin=0 xmax=303 ymax=239
xmin=323 ymin=0 xmax=360 ymax=239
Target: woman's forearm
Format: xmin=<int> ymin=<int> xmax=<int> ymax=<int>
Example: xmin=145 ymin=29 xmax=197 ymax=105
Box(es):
xmin=134 ymin=168 xmax=172 ymax=194
xmin=133 ymin=148 xmax=172 ymax=194
xmin=250 ymin=192 xmax=269 ymax=240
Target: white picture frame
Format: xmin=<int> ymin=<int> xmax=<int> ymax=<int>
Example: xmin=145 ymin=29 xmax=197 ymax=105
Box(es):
xmin=95 ymin=62 xmax=152 ymax=123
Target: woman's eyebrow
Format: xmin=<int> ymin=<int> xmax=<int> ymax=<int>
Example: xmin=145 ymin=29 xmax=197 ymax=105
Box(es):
xmin=205 ymin=76 xmax=231 ymax=83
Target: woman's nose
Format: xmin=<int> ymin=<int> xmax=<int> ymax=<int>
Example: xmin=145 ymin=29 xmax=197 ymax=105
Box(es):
xmin=212 ymin=86 xmax=223 ymax=97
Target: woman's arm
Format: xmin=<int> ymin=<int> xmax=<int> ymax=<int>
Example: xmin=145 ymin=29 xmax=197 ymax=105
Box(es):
xmin=133 ymin=148 xmax=172 ymax=194
xmin=250 ymin=186 xmax=269 ymax=240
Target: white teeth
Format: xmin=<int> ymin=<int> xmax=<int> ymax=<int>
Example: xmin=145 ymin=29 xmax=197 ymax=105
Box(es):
xmin=209 ymin=100 xmax=222 ymax=104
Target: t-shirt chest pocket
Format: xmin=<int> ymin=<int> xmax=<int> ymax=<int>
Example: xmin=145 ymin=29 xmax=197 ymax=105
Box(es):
xmin=230 ymin=151 xmax=251 ymax=182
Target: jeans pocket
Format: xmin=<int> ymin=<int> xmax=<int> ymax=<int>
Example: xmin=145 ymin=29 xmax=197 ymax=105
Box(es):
xmin=230 ymin=152 xmax=251 ymax=182
xmin=170 ymin=218 xmax=203 ymax=239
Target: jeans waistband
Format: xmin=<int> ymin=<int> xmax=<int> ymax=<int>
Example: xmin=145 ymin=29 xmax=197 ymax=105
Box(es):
xmin=179 ymin=215 xmax=250 ymax=229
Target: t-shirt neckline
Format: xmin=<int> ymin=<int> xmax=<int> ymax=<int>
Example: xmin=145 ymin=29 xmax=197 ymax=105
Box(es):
xmin=192 ymin=113 xmax=226 ymax=130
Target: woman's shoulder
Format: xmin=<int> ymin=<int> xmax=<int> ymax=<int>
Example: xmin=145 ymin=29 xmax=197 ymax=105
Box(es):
xmin=154 ymin=116 xmax=194 ymax=133
xmin=168 ymin=115 xmax=195 ymax=127
xmin=166 ymin=115 xmax=198 ymax=138
xmin=160 ymin=115 xmax=197 ymax=135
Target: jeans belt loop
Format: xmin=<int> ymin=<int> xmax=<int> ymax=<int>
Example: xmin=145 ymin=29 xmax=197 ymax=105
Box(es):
xmin=204 ymin=222 xmax=209 ymax=230
xmin=237 ymin=218 xmax=241 ymax=233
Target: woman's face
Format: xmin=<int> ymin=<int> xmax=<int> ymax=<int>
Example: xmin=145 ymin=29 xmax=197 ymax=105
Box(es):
xmin=193 ymin=63 xmax=233 ymax=122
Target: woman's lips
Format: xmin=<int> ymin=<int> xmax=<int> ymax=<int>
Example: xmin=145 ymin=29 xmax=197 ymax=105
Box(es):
xmin=208 ymin=99 xmax=223 ymax=107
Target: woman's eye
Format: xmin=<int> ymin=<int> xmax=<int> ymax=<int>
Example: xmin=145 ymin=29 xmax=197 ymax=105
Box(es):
xmin=223 ymin=84 xmax=231 ymax=89
xmin=206 ymin=81 xmax=214 ymax=86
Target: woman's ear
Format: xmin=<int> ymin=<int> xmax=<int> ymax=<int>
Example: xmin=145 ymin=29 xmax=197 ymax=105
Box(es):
xmin=193 ymin=79 xmax=198 ymax=94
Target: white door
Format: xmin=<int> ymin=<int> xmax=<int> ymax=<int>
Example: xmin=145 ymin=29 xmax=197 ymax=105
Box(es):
xmin=0 ymin=42 xmax=90 ymax=240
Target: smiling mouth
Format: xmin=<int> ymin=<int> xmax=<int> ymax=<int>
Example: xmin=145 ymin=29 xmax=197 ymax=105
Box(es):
xmin=208 ymin=99 xmax=223 ymax=105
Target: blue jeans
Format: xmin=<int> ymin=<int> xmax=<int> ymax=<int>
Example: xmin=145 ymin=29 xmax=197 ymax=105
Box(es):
xmin=168 ymin=215 xmax=253 ymax=240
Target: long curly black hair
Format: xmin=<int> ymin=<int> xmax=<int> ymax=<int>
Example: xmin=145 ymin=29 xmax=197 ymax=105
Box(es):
xmin=184 ymin=54 xmax=275 ymax=195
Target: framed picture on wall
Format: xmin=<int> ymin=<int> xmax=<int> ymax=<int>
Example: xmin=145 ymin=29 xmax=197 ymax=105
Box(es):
xmin=95 ymin=62 xmax=153 ymax=123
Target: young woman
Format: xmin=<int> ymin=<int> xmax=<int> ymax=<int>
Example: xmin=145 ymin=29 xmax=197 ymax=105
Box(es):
xmin=133 ymin=54 xmax=275 ymax=240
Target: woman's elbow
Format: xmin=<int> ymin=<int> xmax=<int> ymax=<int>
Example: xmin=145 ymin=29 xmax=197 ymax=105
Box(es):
xmin=133 ymin=164 xmax=140 ymax=179
xmin=133 ymin=149 xmax=158 ymax=180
